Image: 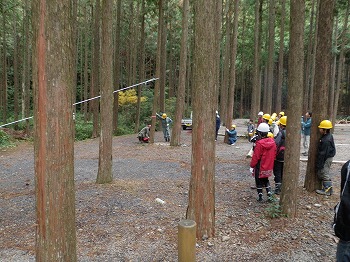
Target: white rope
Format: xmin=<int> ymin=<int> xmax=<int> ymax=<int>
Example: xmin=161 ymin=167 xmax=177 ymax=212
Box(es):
xmin=0 ymin=78 xmax=158 ymax=128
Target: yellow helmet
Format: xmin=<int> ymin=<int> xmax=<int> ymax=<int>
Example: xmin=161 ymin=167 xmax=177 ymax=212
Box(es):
xmin=279 ymin=111 xmax=285 ymax=117
xmin=271 ymin=113 xmax=277 ymax=121
xmin=268 ymin=118 xmax=273 ymax=125
xmin=263 ymin=114 xmax=271 ymax=120
xmin=318 ymin=120 xmax=333 ymax=129
xmin=162 ymin=113 xmax=167 ymax=119
xmin=279 ymin=116 xmax=287 ymax=126
xmin=231 ymin=124 xmax=236 ymax=129
xmin=267 ymin=132 xmax=274 ymax=138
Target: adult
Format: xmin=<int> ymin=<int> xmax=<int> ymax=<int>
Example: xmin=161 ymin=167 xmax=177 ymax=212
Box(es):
xmin=315 ymin=120 xmax=336 ymax=195
xmin=156 ymin=113 xmax=173 ymax=142
xmin=301 ymin=111 xmax=312 ymax=156
xmin=137 ymin=125 xmax=151 ymax=143
xmin=334 ymin=160 xmax=350 ymax=261
xmin=250 ymin=123 xmax=277 ymax=202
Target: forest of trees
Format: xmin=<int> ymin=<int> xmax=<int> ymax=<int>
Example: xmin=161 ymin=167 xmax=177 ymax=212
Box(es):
xmin=0 ymin=0 xmax=349 ymax=135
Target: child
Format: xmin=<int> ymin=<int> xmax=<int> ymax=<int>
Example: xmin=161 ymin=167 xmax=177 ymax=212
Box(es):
xmin=315 ymin=120 xmax=336 ymax=195
xmin=250 ymin=123 xmax=277 ymax=202
xmin=247 ymin=119 xmax=255 ymax=142
xmin=226 ymin=125 xmax=237 ymax=145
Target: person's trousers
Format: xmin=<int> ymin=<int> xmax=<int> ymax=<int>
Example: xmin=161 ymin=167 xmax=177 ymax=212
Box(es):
xmin=317 ymin=157 xmax=333 ymax=181
xmin=302 ymin=134 xmax=310 ymax=153
xmin=273 ymin=160 xmax=284 ymax=184
xmin=337 ymin=239 xmax=350 ymax=262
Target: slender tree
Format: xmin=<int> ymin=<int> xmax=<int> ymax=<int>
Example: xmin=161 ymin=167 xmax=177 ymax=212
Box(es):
xmin=32 ymin=0 xmax=77 ymax=260
xmin=96 ymin=0 xmax=114 ymax=184
xmin=171 ymin=0 xmax=189 ymax=146
xmin=280 ymin=0 xmax=305 ymax=218
xmin=187 ymin=0 xmax=218 ymax=239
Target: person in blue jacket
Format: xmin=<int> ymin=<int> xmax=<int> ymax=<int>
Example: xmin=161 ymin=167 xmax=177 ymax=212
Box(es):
xmin=301 ymin=111 xmax=312 ymax=156
xmin=226 ymin=124 xmax=237 ymax=145
xmin=156 ymin=112 xmax=172 ymax=142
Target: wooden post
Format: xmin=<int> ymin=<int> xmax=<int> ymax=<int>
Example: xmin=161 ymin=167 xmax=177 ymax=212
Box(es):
xmin=178 ymin=219 xmax=196 ymax=262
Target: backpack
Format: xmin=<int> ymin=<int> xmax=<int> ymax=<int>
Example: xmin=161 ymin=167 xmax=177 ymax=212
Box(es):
xmin=275 ymin=130 xmax=285 ymax=161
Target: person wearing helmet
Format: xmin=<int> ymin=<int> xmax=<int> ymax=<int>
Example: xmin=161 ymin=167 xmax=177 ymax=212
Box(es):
xmin=262 ymin=113 xmax=271 ymax=123
xmin=257 ymin=111 xmax=264 ymax=127
xmin=137 ymin=124 xmax=151 ymax=143
xmin=156 ymin=112 xmax=173 ymax=142
xmin=226 ymin=124 xmax=238 ymax=145
xmin=247 ymin=119 xmax=255 ymax=142
xmin=315 ymin=120 xmax=336 ymax=195
xmin=250 ymin=122 xmax=277 ymax=202
xmin=273 ymin=116 xmax=287 ymax=195
xmin=301 ymin=111 xmax=312 ymax=156
xmin=277 ymin=111 xmax=285 ymax=120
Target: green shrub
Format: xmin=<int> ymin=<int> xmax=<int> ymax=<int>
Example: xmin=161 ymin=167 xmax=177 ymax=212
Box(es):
xmin=0 ymin=130 xmax=15 ymax=148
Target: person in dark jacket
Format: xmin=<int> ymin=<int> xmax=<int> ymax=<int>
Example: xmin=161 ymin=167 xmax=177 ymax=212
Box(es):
xmin=137 ymin=125 xmax=151 ymax=143
xmin=334 ymin=160 xmax=350 ymax=261
xmin=273 ymin=116 xmax=287 ymax=195
xmin=250 ymin=123 xmax=277 ymax=202
xmin=215 ymin=111 xmax=221 ymax=141
xmin=315 ymin=120 xmax=336 ymax=195
xmin=156 ymin=112 xmax=172 ymax=142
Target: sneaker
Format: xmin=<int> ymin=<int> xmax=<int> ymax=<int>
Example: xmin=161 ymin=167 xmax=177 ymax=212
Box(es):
xmin=257 ymin=194 xmax=263 ymax=202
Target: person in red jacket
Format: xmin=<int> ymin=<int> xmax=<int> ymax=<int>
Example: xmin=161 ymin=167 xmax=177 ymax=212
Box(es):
xmin=250 ymin=123 xmax=277 ymax=202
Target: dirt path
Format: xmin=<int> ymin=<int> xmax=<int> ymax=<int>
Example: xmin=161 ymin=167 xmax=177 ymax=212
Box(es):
xmin=0 ymin=120 xmax=349 ymax=261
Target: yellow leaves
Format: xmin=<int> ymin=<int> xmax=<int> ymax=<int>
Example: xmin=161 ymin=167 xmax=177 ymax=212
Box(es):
xmin=118 ymin=89 xmax=146 ymax=106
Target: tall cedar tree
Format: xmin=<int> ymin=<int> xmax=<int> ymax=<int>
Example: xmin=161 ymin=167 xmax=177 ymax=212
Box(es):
xmin=96 ymin=0 xmax=114 ymax=184
xmin=32 ymin=0 xmax=77 ymax=260
xmin=305 ymin=0 xmax=335 ymax=191
xmin=187 ymin=0 xmax=219 ymax=238
xmin=280 ymin=0 xmax=305 ymax=218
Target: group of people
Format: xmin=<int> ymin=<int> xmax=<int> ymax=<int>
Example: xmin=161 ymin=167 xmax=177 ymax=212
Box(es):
xmin=137 ymin=112 xmax=173 ymax=143
xmin=249 ymin=111 xmax=337 ymax=201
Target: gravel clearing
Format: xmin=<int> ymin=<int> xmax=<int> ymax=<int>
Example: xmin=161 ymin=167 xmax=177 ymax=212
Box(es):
xmin=0 ymin=120 xmax=349 ymax=261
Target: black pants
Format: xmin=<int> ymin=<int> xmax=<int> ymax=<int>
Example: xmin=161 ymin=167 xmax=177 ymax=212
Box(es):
xmin=273 ymin=160 xmax=284 ymax=184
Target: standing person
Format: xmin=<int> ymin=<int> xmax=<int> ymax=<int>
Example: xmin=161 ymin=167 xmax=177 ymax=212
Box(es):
xmin=250 ymin=123 xmax=277 ymax=202
xmin=334 ymin=160 xmax=350 ymax=261
xmin=137 ymin=124 xmax=151 ymax=143
xmin=273 ymin=116 xmax=286 ymax=195
xmin=215 ymin=111 xmax=221 ymax=141
xmin=257 ymin=111 xmax=264 ymax=127
xmin=277 ymin=111 xmax=285 ymax=121
xmin=301 ymin=111 xmax=312 ymax=156
xmin=156 ymin=112 xmax=173 ymax=142
xmin=247 ymin=119 xmax=255 ymax=142
xmin=226 ymin=124 xmax=237 ymax=145
xmin=315 ymin=120 xmax=336 ymax=195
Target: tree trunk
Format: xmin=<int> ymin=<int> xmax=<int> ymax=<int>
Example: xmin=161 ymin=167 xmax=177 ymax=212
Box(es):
xmin=276 ymin=0 xmax=286 ymax=114
xmin=171 ymin=0 xmax=189 ymax=146
xmin=97 ymin=0 xmax=114 ymax=184
xmin=13 ymin=27 xmax=20 ymax=129
xmin=1 ymin=3 xmax=8 ymax=123
xmin=305 ymin=0 xmax=335 ymax=192
xmin=91 ymin=0 xmax=101 ymax=138
xmin=113 ymin=0 xmax=122 ymax=133
xmin=280 ymin=0 xmax=305 ymax=218
xmin=32 ymin=0 xmax=77 ymax=260
xmin=264 ymin=0 xmax=275 ymax=114
xmin=250 ymin=0 xmax=261 ymax=120
xmin=83 ymin=4 xmax=90 ymax=122
xmin=186 ymin=0 xmax=218 ymax=239
xmin=159 ymin=2 xmax=167 ymax=113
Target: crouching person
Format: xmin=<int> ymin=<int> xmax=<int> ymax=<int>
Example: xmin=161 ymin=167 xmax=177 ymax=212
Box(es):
xmin=226 ymin=124 xmax=238 ymax=145
xmin=138 ymin=125 xmax=151 ymax=143
xmin=250 ymin=123 xmax=277 ymax=202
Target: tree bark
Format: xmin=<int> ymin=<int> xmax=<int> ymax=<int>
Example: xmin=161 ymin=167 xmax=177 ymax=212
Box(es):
xmin=280 ymin=0 xmax=305 ymax=218
xmin=187 ymin=0 xmax=218 ymax=239
xmin=171 ymin=0 xmax=189 ymax=146
xmin=96 ymin=0 xmax=114 ymax=184
xmin=305 ymin=0 xmax=335 ymax=192
xmin=32 ymin=0 xmax=77 ymax=260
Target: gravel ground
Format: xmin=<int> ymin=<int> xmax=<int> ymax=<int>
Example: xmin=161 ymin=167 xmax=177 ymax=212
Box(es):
xmin=0 ymin=119 xmax=349 ymax=261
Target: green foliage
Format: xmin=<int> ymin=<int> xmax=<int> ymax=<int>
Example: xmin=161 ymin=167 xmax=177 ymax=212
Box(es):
xmin=264 ymin=195 xmax=287 ymax=219
xmin=74 ymin=117 xmax=93 ymax=141
xmin=0 ymin=130 xmax=15 ymax=148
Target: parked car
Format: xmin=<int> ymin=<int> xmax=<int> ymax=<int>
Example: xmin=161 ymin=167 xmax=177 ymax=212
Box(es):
xmin=181 ymin=112 xmax=192 ymax=130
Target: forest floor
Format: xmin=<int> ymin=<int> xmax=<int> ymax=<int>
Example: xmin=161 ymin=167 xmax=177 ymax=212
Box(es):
xmin=0 ymin=119 xmax=349 ymax=261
